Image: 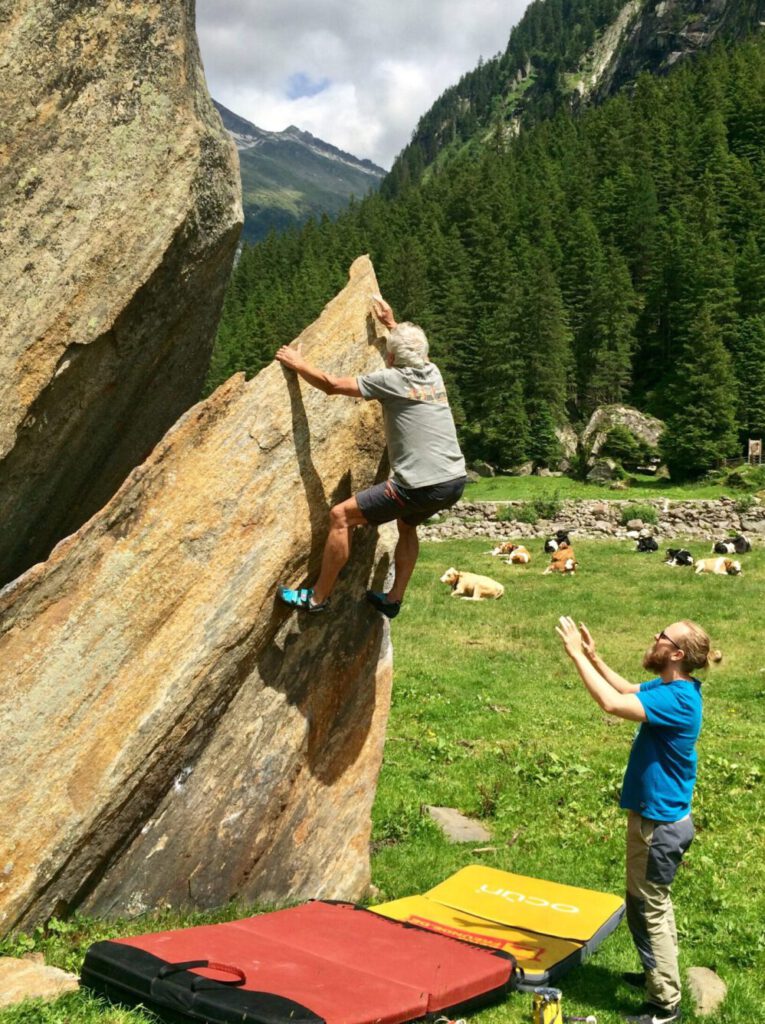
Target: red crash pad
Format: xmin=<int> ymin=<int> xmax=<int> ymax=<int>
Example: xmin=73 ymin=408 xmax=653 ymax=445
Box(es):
xmin=82 ymin=900 xmax=517 ymax=1024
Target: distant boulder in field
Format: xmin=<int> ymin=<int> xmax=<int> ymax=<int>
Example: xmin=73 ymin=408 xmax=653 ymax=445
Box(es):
xmin=582 ymin=406 xmax=664 ymax=467
xmin=0 ymin=0 xmax=243 ymax=587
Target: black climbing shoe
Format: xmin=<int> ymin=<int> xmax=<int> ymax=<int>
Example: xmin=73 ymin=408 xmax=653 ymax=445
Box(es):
xmin=624 ymin=1004 xmax=681 ymax=1024
xmin=366 ymin=590 xmax=401 ymax=619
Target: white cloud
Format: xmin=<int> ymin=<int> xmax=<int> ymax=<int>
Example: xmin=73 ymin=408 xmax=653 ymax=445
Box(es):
xmin=196 ymin=0 xmax=529 ymax=168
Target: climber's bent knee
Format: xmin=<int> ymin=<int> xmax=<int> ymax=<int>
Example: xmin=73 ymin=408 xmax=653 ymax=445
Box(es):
xmin=328 ymin=496 xmax=368 ymax=531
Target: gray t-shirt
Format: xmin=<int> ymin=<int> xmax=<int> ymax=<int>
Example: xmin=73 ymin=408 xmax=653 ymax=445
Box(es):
xmin=356 ymin=362 xmax=466 ymax=488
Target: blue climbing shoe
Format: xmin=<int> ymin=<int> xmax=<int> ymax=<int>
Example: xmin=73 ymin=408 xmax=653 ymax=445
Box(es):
xmin=277 ymin=586 xmax=329 ymax=612
xmin=366 ymin=590 xmax=401 ymax=619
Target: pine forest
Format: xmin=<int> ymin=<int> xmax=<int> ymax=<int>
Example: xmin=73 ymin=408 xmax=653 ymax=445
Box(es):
xmin=207 ymin=37 xmax=765 ymax=480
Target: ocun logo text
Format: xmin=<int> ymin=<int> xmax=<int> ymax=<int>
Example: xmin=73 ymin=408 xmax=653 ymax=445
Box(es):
xmin=477 ymin=884 xmax=580 ymax=914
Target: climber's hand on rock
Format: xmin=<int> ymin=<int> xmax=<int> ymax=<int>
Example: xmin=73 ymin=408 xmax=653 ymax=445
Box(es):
xmin=275 ymin=344 xmax=304 ymax=371
xmin=371 ymin=296 xmax=396 ymax=330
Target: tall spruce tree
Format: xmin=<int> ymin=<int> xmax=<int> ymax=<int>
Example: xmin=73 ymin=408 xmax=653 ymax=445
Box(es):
xmin=660 ymin=305 xmax=740 ymax=479
xmin=734 ymin=315 xmax=765 ymax=440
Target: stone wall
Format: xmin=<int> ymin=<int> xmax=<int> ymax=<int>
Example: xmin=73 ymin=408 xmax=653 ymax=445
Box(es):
xmin=420 ymin=497 xmax=765 ymax=543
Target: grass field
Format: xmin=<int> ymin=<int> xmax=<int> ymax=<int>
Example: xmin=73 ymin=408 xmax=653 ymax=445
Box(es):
xmin=2 ymin=538 xmax=763 ymax=1023
xmin=464 ymin=473 xmax=764 ymax=502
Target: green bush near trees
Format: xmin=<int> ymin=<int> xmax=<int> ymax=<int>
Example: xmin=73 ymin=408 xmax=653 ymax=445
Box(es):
xmin=600 ymin=425 xmax=659 ymax=470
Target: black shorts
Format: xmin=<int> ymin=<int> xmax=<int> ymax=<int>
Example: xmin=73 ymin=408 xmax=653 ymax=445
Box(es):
xmin=357 ymin=476 xmax=466 ymax=527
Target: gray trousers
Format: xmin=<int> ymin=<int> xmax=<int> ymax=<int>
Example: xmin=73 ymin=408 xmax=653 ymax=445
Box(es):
xmin=625 ymin=811 xmax=695 ymax=1010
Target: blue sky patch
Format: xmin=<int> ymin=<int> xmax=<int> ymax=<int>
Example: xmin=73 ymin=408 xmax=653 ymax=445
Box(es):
xmin=286 ymin=72 xmax=331 ymax=100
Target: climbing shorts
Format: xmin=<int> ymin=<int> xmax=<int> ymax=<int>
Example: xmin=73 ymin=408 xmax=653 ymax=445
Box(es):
xmin=357 ymin=475 xmax=466 ymax=527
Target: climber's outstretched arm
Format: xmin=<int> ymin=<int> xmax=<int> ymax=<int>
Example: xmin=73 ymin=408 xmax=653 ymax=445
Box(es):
xmin=275 ymin=345 xmax=361 ymax=397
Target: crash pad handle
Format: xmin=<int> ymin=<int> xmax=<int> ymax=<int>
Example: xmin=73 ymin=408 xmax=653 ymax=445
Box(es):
xmin=156 ymin=959 xmax=247 ymax=988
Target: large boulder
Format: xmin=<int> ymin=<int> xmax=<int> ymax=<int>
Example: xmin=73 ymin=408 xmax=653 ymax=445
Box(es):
xmin=0 ymin=1 xmax=243 ymax=587
xmin=582 ymin=405 xmax=664 ymax=464
xmin=0 ymin=257 xmax=393 ymax=934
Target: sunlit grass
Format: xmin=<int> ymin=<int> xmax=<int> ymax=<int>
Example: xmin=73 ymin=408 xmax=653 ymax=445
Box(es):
xmin=372 ymin=538 xmax=765 ymax=1024
xmin=1 ymin=539 xmax=762 ymax=1023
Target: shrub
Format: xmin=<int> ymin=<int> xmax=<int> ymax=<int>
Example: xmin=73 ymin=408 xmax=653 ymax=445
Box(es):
xmin=531 ymin=493 xmax=563 ymax=520
xmin=601 ymin=425 xmax=660 ymax=471
xmin=620 ymin=503 xmax=658 ymax=526
xmin=722 ymin=465 xmax=765 ymax=491
xmin=497 ymin=494 xmax=564 ymax=525
xmin=497 ymin=502 xmax=538 ymax=525
xmin=601 ymin=425 xmax=643 ymax=464
xmin=733 ymin=494 xmax=756 ymax=515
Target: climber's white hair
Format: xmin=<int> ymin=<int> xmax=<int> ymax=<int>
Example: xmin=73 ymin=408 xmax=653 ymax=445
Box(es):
xmin=386 ymin=322 xmax=429 ymax=369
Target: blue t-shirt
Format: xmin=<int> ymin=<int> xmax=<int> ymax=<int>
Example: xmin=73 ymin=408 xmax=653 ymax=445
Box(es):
xmin=620 ymin=676 xmax=703 ymax=822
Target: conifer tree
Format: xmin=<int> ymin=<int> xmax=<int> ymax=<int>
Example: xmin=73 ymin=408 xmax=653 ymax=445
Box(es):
xmin=734 ymin=316 xmax=765 ymax=439
xmin=660 ymin=305 xmax=740 ymax=478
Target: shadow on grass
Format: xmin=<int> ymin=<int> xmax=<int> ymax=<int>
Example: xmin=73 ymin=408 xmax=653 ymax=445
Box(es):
xmin=562 ymin=962 xmax=643 ymax=1014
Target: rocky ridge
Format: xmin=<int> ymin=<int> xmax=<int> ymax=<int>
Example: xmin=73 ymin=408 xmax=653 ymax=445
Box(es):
xmin=594 ymin=0 xmax=763 ymax=98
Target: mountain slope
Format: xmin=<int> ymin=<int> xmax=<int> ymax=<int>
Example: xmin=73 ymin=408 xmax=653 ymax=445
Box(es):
xmin=383 ymin=0 xmax=764 ymax=195
xmin=208 ymin=32 xmax=765 ymax=479
xmin=214 ymin=101 xmax=386 ymax=242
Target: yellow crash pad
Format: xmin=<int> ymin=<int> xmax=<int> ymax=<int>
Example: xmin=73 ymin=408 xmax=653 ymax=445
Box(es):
xmin=371 ymin=866 xmax=624 ymax=986
xmin=426 ymin=865 xmax=624 ymax=944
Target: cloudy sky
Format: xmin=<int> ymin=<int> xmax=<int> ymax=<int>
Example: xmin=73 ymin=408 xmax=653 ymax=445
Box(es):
xmin=196 ymin=0 xmax=530 ymax=170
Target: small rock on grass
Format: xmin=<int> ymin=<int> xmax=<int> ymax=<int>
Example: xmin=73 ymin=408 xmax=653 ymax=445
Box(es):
xmin=0 ymin=957 xmax=79 ymax=1008
xmin=686 ymin=966 xmax=727 ymax=1016
xmin=424 ymin=806 xmax=491 ymax=843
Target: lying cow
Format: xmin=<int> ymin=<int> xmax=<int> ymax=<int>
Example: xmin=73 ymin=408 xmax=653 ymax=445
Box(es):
xmin=494 ymin=543 xmax=531 ymax=564
xmin=665 ymin=548 xmax=694 ymax=567
xmin=440 ymin=567 xmax=505 ymax=600
xmin=712 ymin=535 xmax=751 ymax=555
xmin=543 ymin=542 xmax=577 ymax=574
xmin=695 ymin=557 xmax=742 ymax=576
xmin=636 ymin=536 xmax=659 ymax=552
xmin=544 ymin=530 xmax=570 ymax=554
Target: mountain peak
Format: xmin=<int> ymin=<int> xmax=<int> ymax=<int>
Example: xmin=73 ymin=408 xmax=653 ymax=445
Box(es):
xmin=213 ymin=100 xmax=386 ymax=243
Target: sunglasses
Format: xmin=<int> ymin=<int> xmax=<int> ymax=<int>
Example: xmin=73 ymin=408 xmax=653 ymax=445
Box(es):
xmin=658 ymin=630 xmax=683 ymax=651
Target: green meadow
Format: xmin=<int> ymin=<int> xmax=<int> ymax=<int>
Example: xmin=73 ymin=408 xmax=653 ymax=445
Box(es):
xmin=463 ymin=474 xmax=765 ymax=503
xmin=2 ymin=538 xmax=763 ymax=1024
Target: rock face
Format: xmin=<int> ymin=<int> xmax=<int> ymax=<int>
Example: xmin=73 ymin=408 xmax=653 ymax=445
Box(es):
xmin=594 ymin=0 xmax=760 ymax=99
xmin=0 ymin=256 xmax=394 ymax=935
xmin=0 ymin=1 xmax=243 ymax=588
